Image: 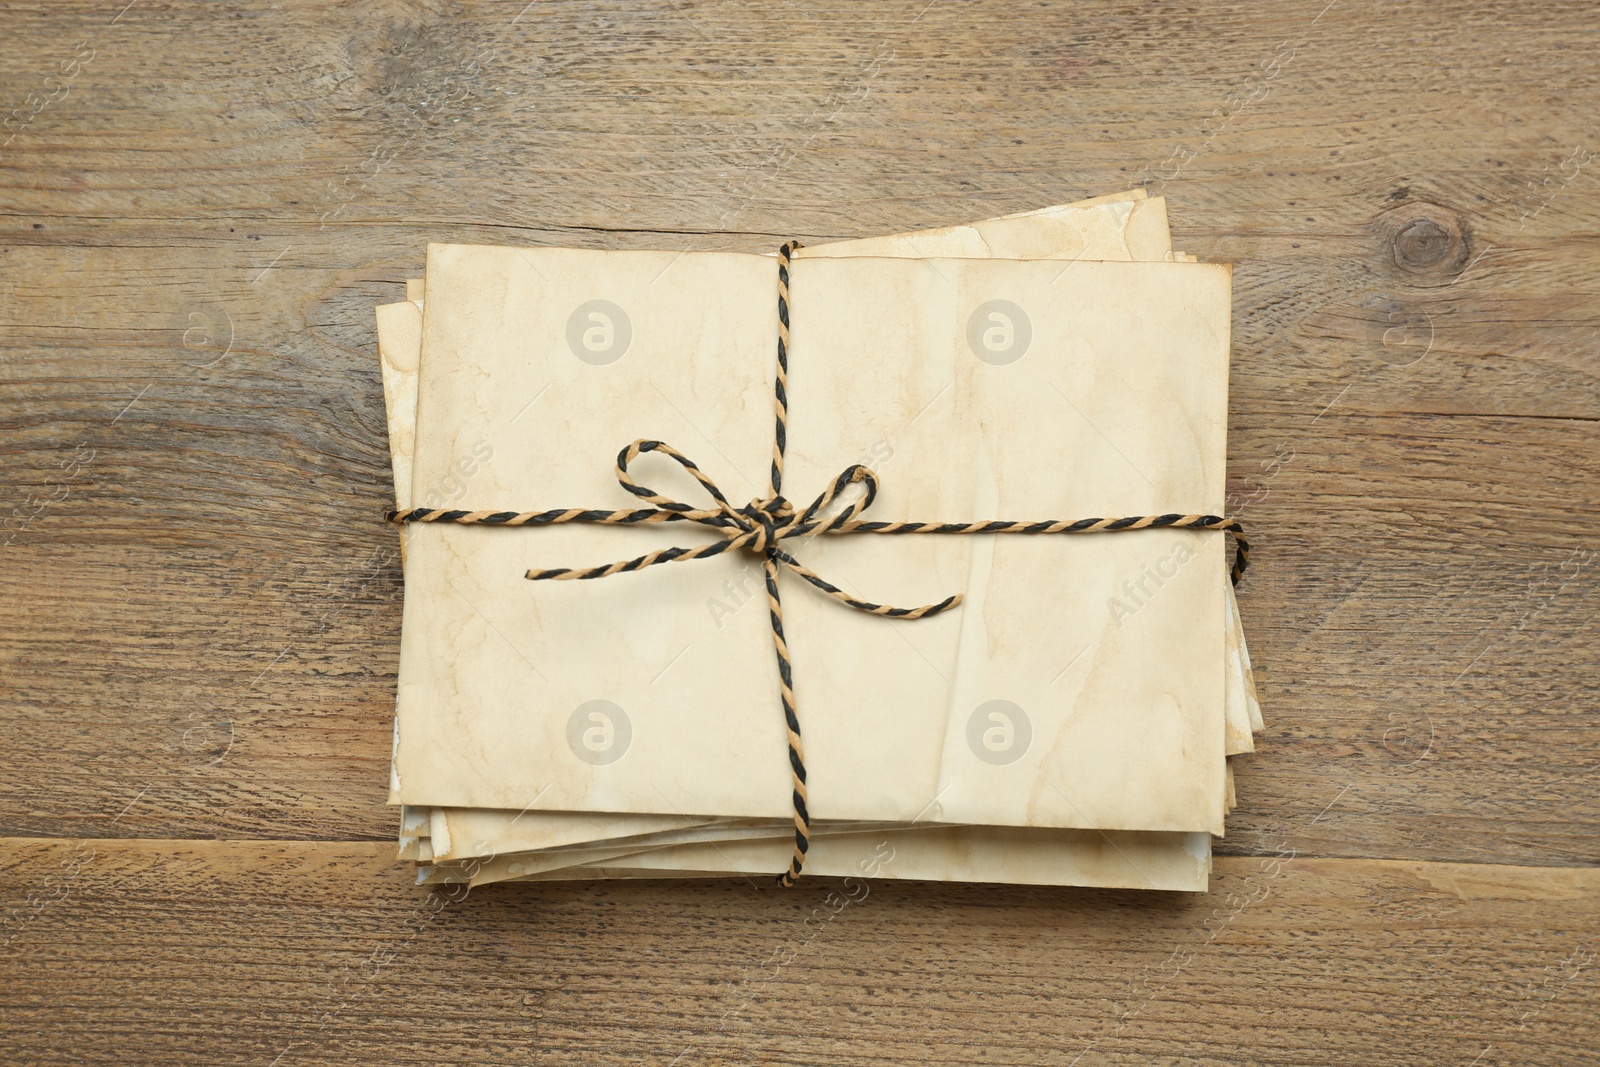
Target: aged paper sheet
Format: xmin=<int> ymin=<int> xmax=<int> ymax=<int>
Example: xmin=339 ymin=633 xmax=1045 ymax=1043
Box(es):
xmin=378 ymin=196 xmax=1256 ymax=886
xmin=393 ymin=247 xmax=1230 ymax=833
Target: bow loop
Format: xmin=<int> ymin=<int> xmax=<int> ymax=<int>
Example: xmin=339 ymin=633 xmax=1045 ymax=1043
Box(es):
xmin=613 ymin=439 xmax=736 ymax=523
xmin=793 ymin=463 xmax=879 ymax=532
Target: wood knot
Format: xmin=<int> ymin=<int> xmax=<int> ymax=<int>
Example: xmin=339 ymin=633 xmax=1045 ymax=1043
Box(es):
xmin=1395 ymin=219 xmax=1452 ymax=268
xmin=1379 ymin=203 xmax=1471 ymax=282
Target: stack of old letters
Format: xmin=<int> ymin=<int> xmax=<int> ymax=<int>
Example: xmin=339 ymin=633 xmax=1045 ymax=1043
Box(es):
xmin=375 ymin=190 xmax=1261 ymax=891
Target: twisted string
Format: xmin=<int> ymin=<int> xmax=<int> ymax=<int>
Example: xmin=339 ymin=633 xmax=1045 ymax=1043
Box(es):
xmin=770 ymin=243 xmax=807 ymax=884
xmin=388 ymin=240 xmax=1250 ymax=885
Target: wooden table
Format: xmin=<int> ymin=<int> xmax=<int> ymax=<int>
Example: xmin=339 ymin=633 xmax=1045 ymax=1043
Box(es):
xmin=3 ymin=2 xmax=1596 ymax=1063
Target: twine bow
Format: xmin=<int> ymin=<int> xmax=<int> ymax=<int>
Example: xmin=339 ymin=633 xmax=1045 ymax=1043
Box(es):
xmin=514 ymin=439 xmax=962 ymax=620
xmin=388 ymin=241 xmax=1249 ymax=886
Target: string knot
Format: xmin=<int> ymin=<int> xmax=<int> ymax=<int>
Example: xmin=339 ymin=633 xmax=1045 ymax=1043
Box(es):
xmin=737 ymin=495 xmax=794 ymax=554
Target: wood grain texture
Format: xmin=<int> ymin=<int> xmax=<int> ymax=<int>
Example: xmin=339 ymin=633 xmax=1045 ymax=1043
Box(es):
xmin=3 ymin=839 xmax=1597 ymax=1066
xmin=1 ymin=0 xmax=1596 ymax=1062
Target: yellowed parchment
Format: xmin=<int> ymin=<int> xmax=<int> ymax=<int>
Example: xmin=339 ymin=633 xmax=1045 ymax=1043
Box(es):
xmin=393 ymin=244 xmax=1230 ymax=837
xmin=380 ymin=194 xmax=1254 ymax=883
xmin=422 ymin=824 xmax=1209 ymax=892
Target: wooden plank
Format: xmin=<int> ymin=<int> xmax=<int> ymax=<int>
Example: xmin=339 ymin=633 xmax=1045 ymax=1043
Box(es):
xmin=2 ymin=2 xmax=1596 ymax=422
xmin=1 ymin=839 xmax=1595 ymax=1065
xmin=2 ymin=409 xmax=1594 ymax=865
